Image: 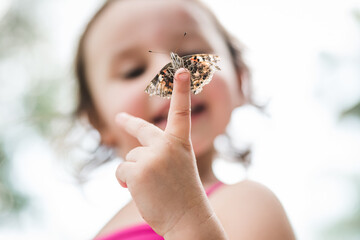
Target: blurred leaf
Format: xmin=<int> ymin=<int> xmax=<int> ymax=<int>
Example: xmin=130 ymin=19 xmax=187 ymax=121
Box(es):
xmin=353 ymin=9 xmax=360 ymax=25
xmin=0 ymin=1 xmax=38 ymax=58
xmin=340 ymin=9 xmax=360 ymax=120
xmin=341 ymin=101 xmax=360 ymax=119
xmin=22 ymin=78 xmax=65 ymax=137
xmin=0 ymin=140 xmax=28 ymax=223
xmin=0 ymin=0 xmax=43 ymax=222
xmin=321 ymin=177 xmax=360 ymax=240
xmin=322 ymin=7 xmax=360 ymax=240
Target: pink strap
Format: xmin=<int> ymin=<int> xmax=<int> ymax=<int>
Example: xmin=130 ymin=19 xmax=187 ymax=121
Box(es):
xmin=95 ymin=224 xmax=163 ymax=240
xmin=205 ymin=181 xmax=224 ymax=197
xmin=95 ymin=182 xmax=224 ymax=240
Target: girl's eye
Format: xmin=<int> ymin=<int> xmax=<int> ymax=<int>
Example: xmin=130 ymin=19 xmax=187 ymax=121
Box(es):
xmin=122 ymin=66 xmax=146 ymax=79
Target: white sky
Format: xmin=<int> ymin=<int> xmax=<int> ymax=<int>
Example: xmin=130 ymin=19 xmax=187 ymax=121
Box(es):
xmin=1 ymin=0 xmax=360 ymax=239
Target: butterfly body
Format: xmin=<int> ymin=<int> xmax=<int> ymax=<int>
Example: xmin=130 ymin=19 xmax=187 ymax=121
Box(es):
xmin=145 ymin=52 xmax=221 ymax=98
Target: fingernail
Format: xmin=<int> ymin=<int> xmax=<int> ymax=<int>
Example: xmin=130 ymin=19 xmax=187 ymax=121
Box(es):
xmin=115 ymin=112 xmax=129 ymax=123
xmin=177 ymin=70 xmax=190 ymax=82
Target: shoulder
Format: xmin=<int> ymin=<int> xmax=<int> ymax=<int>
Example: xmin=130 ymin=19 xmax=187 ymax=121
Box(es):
xmin=216 ymin=180 xmax=283 ymax=204
xmin=94 ymin=200 xmax=144 ymax=239
xmin=210 ymin=180 xmax=296 ymax=240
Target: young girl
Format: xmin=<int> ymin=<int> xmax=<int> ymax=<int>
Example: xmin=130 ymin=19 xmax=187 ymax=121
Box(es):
xmin=74 ymin=0 xmax=295 ymax=239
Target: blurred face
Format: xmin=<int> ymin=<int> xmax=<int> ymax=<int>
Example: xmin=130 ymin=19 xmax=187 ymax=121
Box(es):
xmin=84 ymin=0 xmax=243 ymax=158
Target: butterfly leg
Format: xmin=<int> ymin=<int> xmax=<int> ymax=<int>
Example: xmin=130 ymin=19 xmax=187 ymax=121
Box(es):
xmin=167 ymin=66 xmax=176 ymax=79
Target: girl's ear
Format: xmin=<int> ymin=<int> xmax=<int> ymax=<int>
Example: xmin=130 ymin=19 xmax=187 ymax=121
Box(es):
xmin=235 ymin=68 xmax=248 ymax=108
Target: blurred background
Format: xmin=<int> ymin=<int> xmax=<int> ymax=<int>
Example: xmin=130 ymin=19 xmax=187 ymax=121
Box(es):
xmin=0 ymin=0 xmax=359 ymax=239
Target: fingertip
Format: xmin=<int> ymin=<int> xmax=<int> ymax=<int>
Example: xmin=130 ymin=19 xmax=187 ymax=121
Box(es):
xmin=175 ymin=67 xmax=188 ymax=74
xmin=175 ymin=68 xmax=190 ymax=82
xmin=116 ymin=164 xmax=128 ymax=188
xmin=119 ymin=181 xmax=128 ymax=188
xmin=115 ymin=112 xmax=130 ymax=124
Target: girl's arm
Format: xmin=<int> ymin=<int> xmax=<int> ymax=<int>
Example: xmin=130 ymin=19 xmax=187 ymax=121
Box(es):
xmin=164 ymin=180 xmax=295 ymax=240
xmin=163 ymin=204 xmax=228 ymax=240
xmin=115 ymin=68 xmax=228 ymax=239
xmin=214 ymin=180 xmax=296 ymax=240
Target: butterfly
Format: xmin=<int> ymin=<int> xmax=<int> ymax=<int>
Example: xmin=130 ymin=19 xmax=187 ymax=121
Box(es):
xmin=145 ymin=52 xmax=221 ymax=98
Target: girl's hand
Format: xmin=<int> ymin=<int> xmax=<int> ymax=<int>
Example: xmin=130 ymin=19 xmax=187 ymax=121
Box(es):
xmin=115 ymin=68 xmax=219 ymax=237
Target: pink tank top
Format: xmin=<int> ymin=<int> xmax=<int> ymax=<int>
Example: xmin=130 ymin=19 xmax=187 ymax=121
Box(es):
xmin=95 ymin=182 xmax=224 ymax=240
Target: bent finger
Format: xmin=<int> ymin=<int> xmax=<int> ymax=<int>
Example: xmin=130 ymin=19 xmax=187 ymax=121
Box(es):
xmin=115 ymin=112 xmax=163 ymax=146
xmin=115 ymin=161 xmax=136 ymax=188
xmin=125 ymin=146 xmax=148 ymax=162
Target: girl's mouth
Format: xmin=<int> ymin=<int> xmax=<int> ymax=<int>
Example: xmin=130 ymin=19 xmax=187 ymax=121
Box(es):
xmin=152 ymin=103 xmax=207 ymax=128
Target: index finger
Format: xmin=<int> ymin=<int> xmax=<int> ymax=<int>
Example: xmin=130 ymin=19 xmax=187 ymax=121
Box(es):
xmin=115 ymin=112 xmax=163 ymax=146
xmin=165 ymin=68 xmax=191 ymax=140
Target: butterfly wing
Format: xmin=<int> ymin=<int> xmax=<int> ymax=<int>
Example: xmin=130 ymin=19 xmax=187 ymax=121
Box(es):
xmin=145 ymin=54 xmax=220 ymax=98
xmin=145 ymin=62 xmax=175 ymax=98
xmin=182 ymin=54 xmax=221 ymax=95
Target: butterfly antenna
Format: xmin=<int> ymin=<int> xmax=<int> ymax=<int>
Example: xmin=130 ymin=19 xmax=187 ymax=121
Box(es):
xmin=174 ymin=32 xmax=187 ymax=53
xmin=148 ymin=50 xmax=168 ymax=54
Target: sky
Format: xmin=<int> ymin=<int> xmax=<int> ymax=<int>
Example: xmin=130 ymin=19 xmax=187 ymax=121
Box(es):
xmin=1 ymin=0 xmax=360 ymax=239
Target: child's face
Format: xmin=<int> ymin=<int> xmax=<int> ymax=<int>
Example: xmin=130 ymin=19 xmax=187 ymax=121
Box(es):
xmin=84 ymin=0 xmax=244 ymax=158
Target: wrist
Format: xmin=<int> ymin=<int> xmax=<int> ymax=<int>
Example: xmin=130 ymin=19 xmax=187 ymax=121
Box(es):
xmin=163 ymin=197 xmax=228 ymax=240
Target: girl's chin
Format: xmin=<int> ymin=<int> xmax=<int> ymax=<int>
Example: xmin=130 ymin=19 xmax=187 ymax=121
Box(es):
xmin=154 ymin=102 xmax=208 ymax=130
xmin=191 ymin=135 xmax=215 ymax=158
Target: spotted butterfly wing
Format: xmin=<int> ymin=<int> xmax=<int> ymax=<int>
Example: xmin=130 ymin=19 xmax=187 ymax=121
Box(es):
xmin=145 ymin=54 xmax=220 ymax=98
xmin=145 ymin=61 xmax=175 ymax=98
xmin=184 ymin=54 xmax=221 ymax=95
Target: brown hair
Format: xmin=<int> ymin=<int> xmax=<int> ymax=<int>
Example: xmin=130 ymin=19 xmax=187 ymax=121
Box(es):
xmin=73 ymin=0 xmax=254 ymax=177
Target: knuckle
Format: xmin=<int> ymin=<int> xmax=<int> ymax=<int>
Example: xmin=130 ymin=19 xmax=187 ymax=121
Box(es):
xmin=173 ymin=108 xmax=191 ymax=118
xmin=180 ymin=140 xmax=192 ymax=150
xmin=135 ymin=151 xmax=168 ymax=184
xmin=141 ymin=166 xmax=153 ymax=180
xmin=138 ymin=120 xmax=148 ymax=129
xmin=136 ymin=120 xmax=149 ymax=134
xmin=131 ymin=170 xmax=142 ymax=184
xmin=115 ymin=163 xmax=124 ymax=179
xmin=166 ymin=135 xmax=192 ymax=151
xmin=125 ymin=153 xmax=133 ymax=162
xmin=138 ymin=165 xmax=155 ymax=183
xmin=125 ymin=148 xmax=137 ymax=162
xmin=164 ymin=139 xmax=175 ymax=150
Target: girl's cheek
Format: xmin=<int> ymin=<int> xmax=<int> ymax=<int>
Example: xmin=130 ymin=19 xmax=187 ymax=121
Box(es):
xmin=207 ymin=75 xmax=233 ymax=101
xmin=94 ymin=80 xmax=149 ymax=156
xmin=204 ymin=75 xmax=234 ymax=128
xmin=112 ymin=81 xmax=149 ymax=116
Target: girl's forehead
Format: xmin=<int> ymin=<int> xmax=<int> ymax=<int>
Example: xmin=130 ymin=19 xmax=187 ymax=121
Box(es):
xmin=114 ymin=0 xmax=198 ymax=25
xmin=85 ymin=0 xmax=217 ymax=56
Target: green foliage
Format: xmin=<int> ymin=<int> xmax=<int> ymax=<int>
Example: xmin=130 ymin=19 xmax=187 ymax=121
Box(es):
xmin=0 ymin=1 xmax=38 ymax=58
xmin=321 ymin=177 xmax=360 ymax=240
xmin=322 ymin=8 xmax=360 ymax=240
xmin=0 ymin=0 xmax=46 ymax=222
xmin=0 ymin=0 xmax=75 ymax=224
xmin=353 ymin=9 xmax=360 ymax=24
xmin=0 ymin=140 xmax=28 ymax=222
xmin=341 ymin=9 xmax=360 ymax=119
xmin=22 ymin=77 xmax=68 ymax=137
xmin=341 ymin=101 xmax=360 ymax=119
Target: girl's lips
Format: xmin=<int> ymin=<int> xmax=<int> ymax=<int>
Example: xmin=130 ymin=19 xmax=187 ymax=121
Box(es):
xmin=153 ymin=103 xmax=207 ymax=129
